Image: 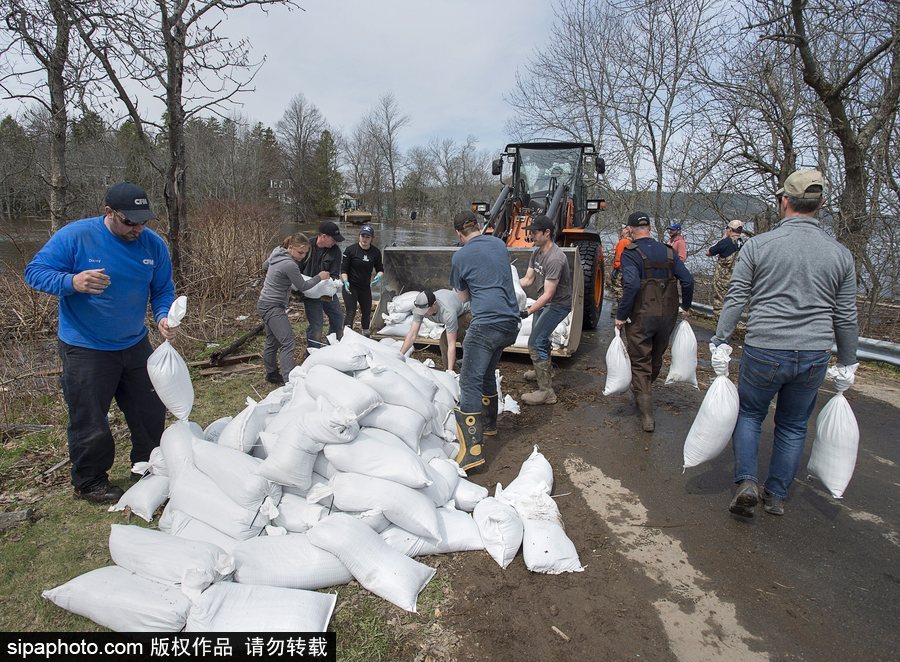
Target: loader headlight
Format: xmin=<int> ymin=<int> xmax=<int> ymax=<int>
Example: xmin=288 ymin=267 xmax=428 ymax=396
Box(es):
xmin=474 ymin=202 xmax=489 ymax=213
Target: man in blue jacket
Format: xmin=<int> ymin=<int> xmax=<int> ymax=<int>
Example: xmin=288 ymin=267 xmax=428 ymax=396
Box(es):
xmin=617 ymin=211 xmax=694 ymax=432
xmin=24 ymin=182 xmax=176 ymax=504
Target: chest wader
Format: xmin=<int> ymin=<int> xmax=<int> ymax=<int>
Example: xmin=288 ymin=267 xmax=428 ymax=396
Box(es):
xmin=712 ymin=250 xmax=739 ymax=316
xmin=625 ymin=246 xmax=679 ymax=432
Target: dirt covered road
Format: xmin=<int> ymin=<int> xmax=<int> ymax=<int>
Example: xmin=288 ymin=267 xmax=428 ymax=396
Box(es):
xmin=439 ymin=305 xmax=900 ymax=661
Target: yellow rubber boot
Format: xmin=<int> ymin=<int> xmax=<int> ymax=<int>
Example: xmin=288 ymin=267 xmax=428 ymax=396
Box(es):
xmin=454 ymin=409 xmax=485 ymax=472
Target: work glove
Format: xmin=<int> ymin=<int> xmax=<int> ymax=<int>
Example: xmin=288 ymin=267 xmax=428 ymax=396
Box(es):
xmin=342 ymin=280 xmax=351 ymax=293
xmin=520 ymin=309 xmax=530 ymax=319
xmin=829 ymin=363 xmax=859 ymax=393
xmin=372 ymin=274 xmax=382 ymax=285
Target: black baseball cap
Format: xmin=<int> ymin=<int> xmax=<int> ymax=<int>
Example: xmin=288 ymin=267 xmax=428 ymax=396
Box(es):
xmin=413 ymin=289 xmax=437 ymax=314
xmin=453 ymin=210 xmax=479 ymax=231
xmin=318 ymin=220 xmax=345 ymax=242
xmin=626 ymin=211 xmax=651 ymax=227
xmin=104 ymin=182 xmax=156 ymax=224
xmin=359 ymin=224 xmax=374 ymax=237
xmin=524 ymin=215 xmax=554 ymax=232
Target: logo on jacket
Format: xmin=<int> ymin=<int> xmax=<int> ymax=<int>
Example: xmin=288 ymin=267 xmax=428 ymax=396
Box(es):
xmin=88 ymin=258 xmax=101 ymax=263
xmin=143 ymin=258 xmax=154 ymax=265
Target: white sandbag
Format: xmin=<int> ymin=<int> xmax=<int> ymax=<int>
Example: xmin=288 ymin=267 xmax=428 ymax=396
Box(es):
xmin=159 ymin=420 xmax=200 ymax=481
xmin=305 ymin=364 xmax=383 ymax=417
xmin=168 ymin=465 xmax=276 ymax=540
xmin=501 ymin=445 xmax=554 ymax=499
xmin=418 ymin=458 xmax=461 ymax=507
xmin=367 ymin=353 xmax=437 ymax=399
xmin=324 ymin=428 xmax=431 ymax=488
xmin=264 ymin=390 xmax=317 ymax=436
xmin=146 ymin=295 xmax=193 ymax=421
xmin=203 ymin=416 xmax=232 ymax=443
xmin=360 ymin=404 xmax=427 ymax=451
xmin=405 ymin=360 xmax=457 ymax=404
xmin=387 ymin=290 xmax=421 ymax=315
xmin=314 ymin=453 xmax=337 ymax=479
xmin=43 ymin=566 xmax=191 ymax=632
xmin=380 ymin=320 xmax=413 ymax=336
xmin=257 ymin=427 xmax=320 ymax=491
xmin=603 ymin=327 xmax=631 ymax=395
xmin=282 ymin=471 xmax=330 ymax=499
xmin=513 ymin=333 xmax=530 ymax=349
xmin=186 ymin=582 xmax=336 ymax=632
xmin=108 ymin=524 xmax=233 ymax=588
xmin=334 ymin=508 xmax=392 ymax=533
xmin=216 ymin=397 xmax=269 ymax=453
xmin=665 ymin=319 xmax=699 ymax=387
xmin=453 ymin=477 xmax=489 ymax=512
xmin=232 ymin=533 xmax=352 ymax=589
xmin=320 ymin=472 xmax=441 ymax=541
xmin=473 ymin=497 xmax=524 ymax=569
xmin=383 ymin=310 xmax=411 ymax=325
xmin=356 ymin=366 xmax=434 ymax=421
xmin=807 ymin=366 xmax=860 ymax=498
xmin=131 ymin=445 xmax=167 ymax=477
xmin=164 ymin=508 xmax=239 ymax=553
xmin=340 ymin=326 xmax=405 ymax=361
xmin=296 ymin=342 xmax=369 ymax=376
xmin=382 ymin=506 xmax=484 ymax=556
xmin=300 ymin=274 xmax=341 ymax=299
xmin=272 ymin=493 xmax=328 ymax=532
xmin=444 ymin=440 xmax=460 ymax=459
xmin=307 ymin=513 xmax=434 ymax=612
xmin=511 ymin=264 xmax=527 ymax=311
xmin=300 ymin=399 xmax=360 ymax=445
xmin=108 ymin=474 xmax=169 ymax=522
xmin=683 ymin=344 xmax=739 ymax=469
xmin=192 ymin=438 xmax=281 ymax=509
xmin=420 ymin=433 xmax=450 ymax=461
xmin=519 ymin=314 xmax=534 ymax=335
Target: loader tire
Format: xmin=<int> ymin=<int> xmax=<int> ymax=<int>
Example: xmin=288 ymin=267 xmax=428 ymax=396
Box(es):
xmin=574 ymin=239 xmax=603 ymax=330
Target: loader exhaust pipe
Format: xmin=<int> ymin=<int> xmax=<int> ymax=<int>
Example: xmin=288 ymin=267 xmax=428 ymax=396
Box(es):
xmin=487 ymin=185 xmax=511 ymax=221
xmin=546 ymin=182 xmax=567 ymax=227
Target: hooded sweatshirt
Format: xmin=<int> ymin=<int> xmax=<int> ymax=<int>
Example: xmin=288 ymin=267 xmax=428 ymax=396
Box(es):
xmin=257 ymin=246 xmax=322 ymax=310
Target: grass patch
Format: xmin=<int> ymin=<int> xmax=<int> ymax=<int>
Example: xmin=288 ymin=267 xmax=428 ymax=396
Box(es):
xmin=1 ymin=321 xmax=454 ymax=659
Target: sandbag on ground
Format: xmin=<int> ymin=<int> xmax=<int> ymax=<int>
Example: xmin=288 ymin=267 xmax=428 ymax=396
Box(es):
xmin=360 ymin=403 xmax=428 ymax=451
xmin=453 ymin=477 xmax=489 ymax=512
xmin=307 ymin=514 xmax=435 ymax=612
xmin=305 ymin=364 xmax=383 ymax=417
xmin=474 ymin=497 xmax=524 ymax=569
xmin=381 ymin=506 xmax=484 ymax=557
xmin=323 ymin=428 xmax=431 ymax=488
xmin=192 ymin=438 xmax=281 ymax=509
xmin=272 ymin=493 xmax=328 ymax=532
xmin=42 ymin=566 xmax=191 ymax=632
xmin=186 ymin=582 xmax=336 ymax=632
xmin=108 ymin=524 xmax=233 ymax=587
xmin=231 ymin=533 xmax=353 ymax=589
xmin=295 ymin=342 xmax=369 ymax=376
xmin=108 ymin=474 xmax=169 ymax=522
xmin=162 ymin=507 xmax=239 ymax=553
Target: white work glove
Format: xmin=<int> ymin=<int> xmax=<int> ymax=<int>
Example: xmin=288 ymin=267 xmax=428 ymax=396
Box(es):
xmin=829 ymin=363 xmax=859 ymax=393
xmin=709 ymin=343 xmax=733 ymax=377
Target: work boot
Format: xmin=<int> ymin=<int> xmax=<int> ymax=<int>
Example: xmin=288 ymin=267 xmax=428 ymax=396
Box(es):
xmin=265 ymin=371 xmax=285 ymax=386
xmin=74 ymin=479 xmax=124 ymax=505
xmin=729 ymin=480 xmax=759 ymax=518
xmin=523 ymin=349 xmax=540 ymax=381
xmin=636 ymin=394 xmax=655 ymax=432
xmin=482 ymin=394 xmax=498 ymax=436
xmin=453 ymin=409 xmax=485 ymax=472
xmin=762 ymin=489 xmax=785 ymax=516
xmin=363 ymin=328 xmax=371 ymax=338
xmin=522 ymin=360 xmax=557 ymax=405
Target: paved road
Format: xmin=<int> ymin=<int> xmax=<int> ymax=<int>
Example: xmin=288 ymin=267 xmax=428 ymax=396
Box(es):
xmin=474 ymin=302 xmax=899 ymax=661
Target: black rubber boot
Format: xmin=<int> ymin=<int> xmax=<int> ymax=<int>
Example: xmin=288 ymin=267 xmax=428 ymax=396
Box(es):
xmin=636 ymin=394 xmax=655 ymax=432
xmin=454 ymin=409 xmax=485 ymax=472
xmin=482 ymin=394 xmax=498 ymax=436
xmin=265 ymin=371 xmax=285 ymax=386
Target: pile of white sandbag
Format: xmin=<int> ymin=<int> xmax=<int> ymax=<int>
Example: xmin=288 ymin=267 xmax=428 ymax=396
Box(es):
xmin=379 ymin=290 xmax=443 ymax=339
xmin=45 ymin=324 xmax=577 ymax=632
xmin=511 ymin=298 xmax=573 ymax=350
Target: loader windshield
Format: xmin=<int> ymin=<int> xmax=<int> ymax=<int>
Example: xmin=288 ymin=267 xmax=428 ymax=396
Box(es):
xmin=517 ymin=147 xmax=581 ymax=196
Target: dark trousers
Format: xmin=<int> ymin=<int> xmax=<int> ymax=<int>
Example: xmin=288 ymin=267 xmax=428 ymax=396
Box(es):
xmin=59 ymin=336 xmax=165 ymax=490
xmin=625 ymin=314 xmax=677 ymax=396
xmin=342 ymin=284 xmax=373 ymax=331
xmin=304 ymin=295 xmax=344 ymax=351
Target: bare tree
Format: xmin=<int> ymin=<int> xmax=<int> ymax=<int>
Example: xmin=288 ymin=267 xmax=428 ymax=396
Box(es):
xmin=1 ymin=0 xmax=96 ymax=230
xmin=68 ymin=0 xmax=298 ymax=281
xmin=276 ymin=93 xmax=326 ymax=220
xmin=367 ymin=92 xmax=409 ymax=221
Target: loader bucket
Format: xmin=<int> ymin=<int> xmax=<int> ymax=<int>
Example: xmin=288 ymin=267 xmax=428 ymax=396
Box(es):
xmin=371 ymin=246 xmax=584 ymax=357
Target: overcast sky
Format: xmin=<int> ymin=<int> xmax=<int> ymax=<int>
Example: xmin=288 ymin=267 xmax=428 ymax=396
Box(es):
xmin=217 ymin=0 xmax=556 ymax=150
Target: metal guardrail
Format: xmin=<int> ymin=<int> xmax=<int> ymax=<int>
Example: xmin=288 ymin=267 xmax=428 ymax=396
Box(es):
xmin=689 ymin=302 xmax=900 ymax=368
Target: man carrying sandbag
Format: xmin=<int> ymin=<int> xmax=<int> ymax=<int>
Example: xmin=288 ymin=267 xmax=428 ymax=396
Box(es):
xmin=399 ymin=289 xmax=470 ymax=371
xmin=711 ymin=169 xmax=858 ymax=518
xmin=24 ymin=182 xmax=176 ymax=504
xmin=616 ymin=211 xmax=694 ymax=432
xmin=449 ymin=210 xmax=520 ymax=471
xmin=300 ymin=220 xmax=345 ymax=353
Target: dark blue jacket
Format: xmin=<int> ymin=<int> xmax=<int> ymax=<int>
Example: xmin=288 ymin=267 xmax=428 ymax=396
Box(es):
xmin=617 ymin=236 xmax=694 ymax=320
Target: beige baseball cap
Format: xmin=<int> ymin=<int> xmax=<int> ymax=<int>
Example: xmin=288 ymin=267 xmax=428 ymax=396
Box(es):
xmin=776 ymin=169 xmax=824 ymax=199
xmin=727 ymin=219 xmax=744 ymax=230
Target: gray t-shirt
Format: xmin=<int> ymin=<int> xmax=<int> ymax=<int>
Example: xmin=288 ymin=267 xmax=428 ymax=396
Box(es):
xmin=528 ymin=243 xmax=572 ymax=307
xmin=412 ymin=289 xmax=467 ymax=332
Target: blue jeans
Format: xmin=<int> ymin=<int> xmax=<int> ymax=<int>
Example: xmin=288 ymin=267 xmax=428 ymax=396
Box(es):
xmin=527 ymin=304 xmax=570 ymax=361
xmin=733 ymin=345 xmax=830 ymax=499
xmin=303 ymin=295 xmax=344 ymax=351
xmin=459 ymin=319 xmax=520 ymax=412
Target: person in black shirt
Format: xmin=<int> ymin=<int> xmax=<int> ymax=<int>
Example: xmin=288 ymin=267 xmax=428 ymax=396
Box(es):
xmin=341 ymin=224 xmax=384 ymax=337
xmin=300 ymin=220 xmax=345 ymax=352
xmin=708 ymin=219 xmax=745 ymax=317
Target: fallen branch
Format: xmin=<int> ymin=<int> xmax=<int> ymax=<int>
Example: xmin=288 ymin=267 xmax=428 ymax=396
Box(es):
xmin=209 ymin=322 xmax=265 ymax=366
xmin=0 ymin=509 xmax=37 ymax=531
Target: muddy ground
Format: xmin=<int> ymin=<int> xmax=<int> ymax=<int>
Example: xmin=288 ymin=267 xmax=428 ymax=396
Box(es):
xmin=429 ymin=307 xmax=899 ymax=661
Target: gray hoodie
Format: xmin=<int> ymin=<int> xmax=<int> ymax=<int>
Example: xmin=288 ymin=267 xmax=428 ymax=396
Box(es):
xmin=713 ymin=216 xmax=858 ymax=365
xmin=257 ymin=247 xmax=322 ymax=311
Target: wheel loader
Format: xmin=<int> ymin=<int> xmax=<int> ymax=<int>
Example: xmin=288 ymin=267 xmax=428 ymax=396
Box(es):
xmin=370 ymin=141 xmax=606 ymax=357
